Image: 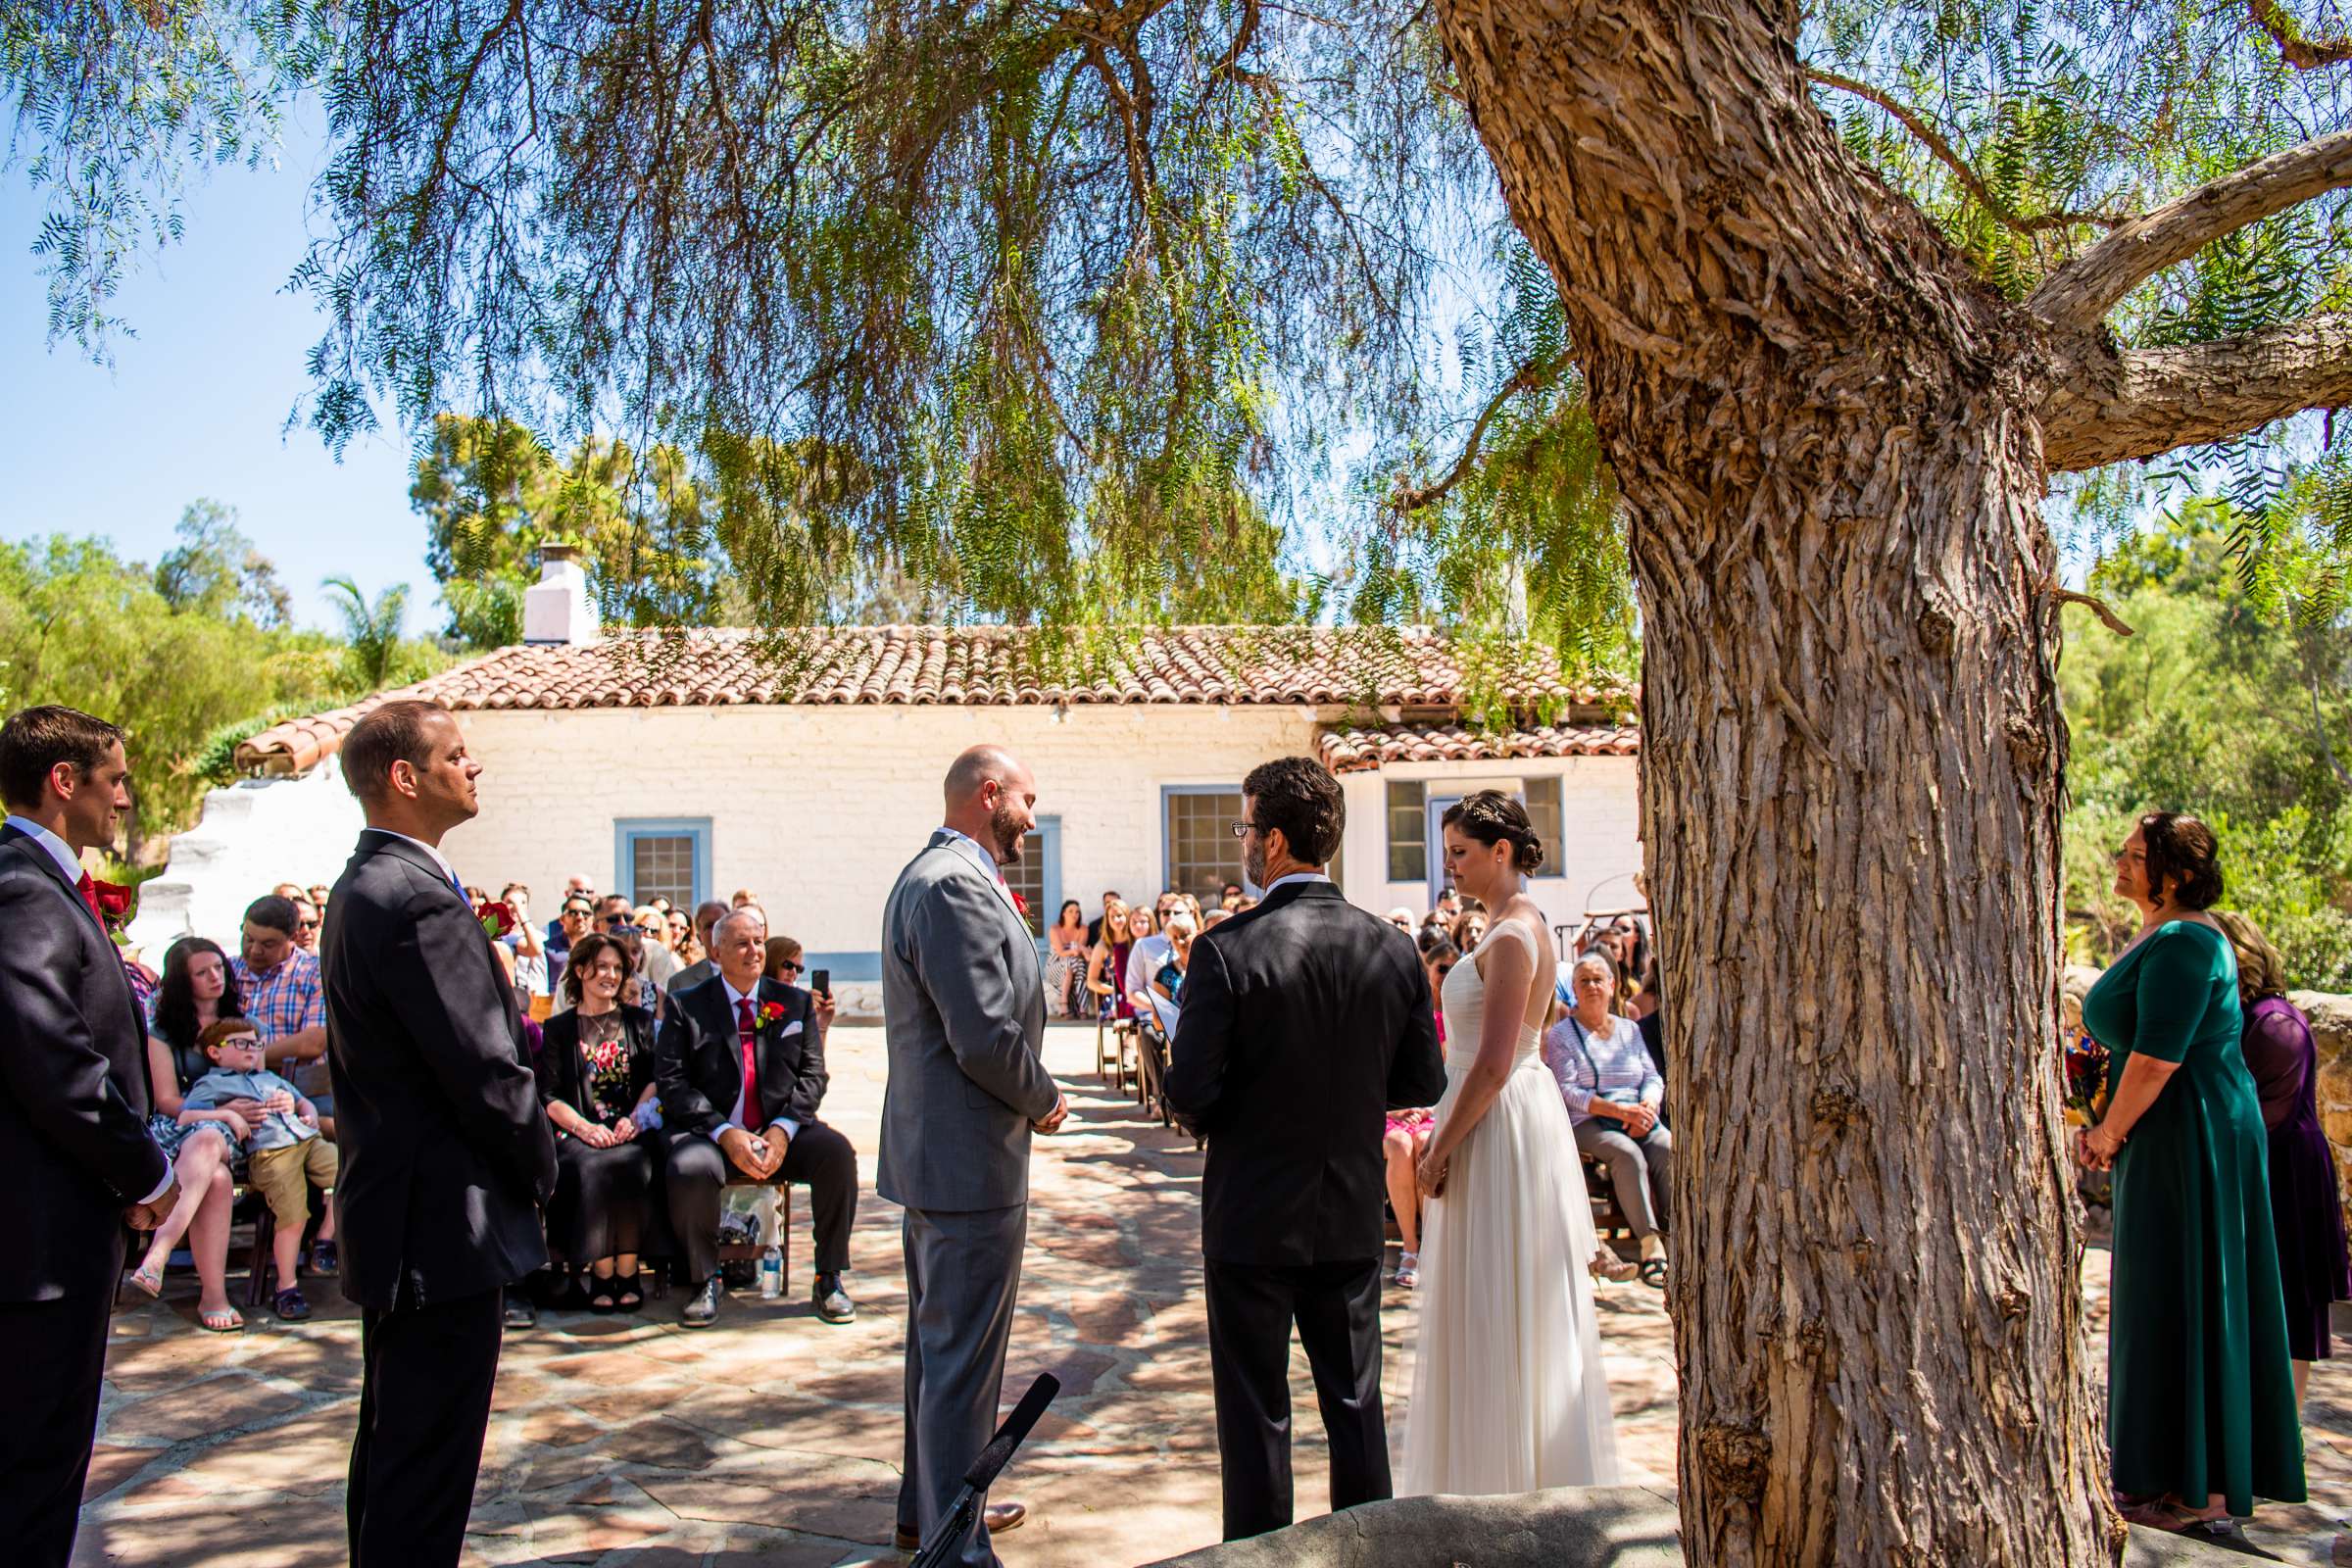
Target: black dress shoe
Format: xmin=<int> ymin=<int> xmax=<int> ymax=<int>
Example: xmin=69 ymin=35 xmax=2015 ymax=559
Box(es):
xmin=814 ymin=1273 xmax=856 ymax=1324
xmin=681 ymin=1275 xmax=723 ymax=1328
xmin=894 ymin=1499 xmax=1027 ymax=1552
xmin=503 ymin=1295 xmax=538 ymax=1330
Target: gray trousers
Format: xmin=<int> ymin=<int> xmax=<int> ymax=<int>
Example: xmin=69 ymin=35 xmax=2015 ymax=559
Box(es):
xmin=900 ymin=1202 xmax=1028 ymax=1567
xmin=1574 ymin=1119 xmax=1673 ymax=1238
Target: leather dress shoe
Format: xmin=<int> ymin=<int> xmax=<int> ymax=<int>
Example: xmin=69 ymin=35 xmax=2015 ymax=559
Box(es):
xmin=894 ymin=1498 xmax=1026 ymax=1552
xmin=502 ymin=1295 xmax=538 ymax=1330
xmin=681 ymin=1275 xmax=723 ymax=1328
xmin=814 ymin=1272 xmax=856 ymax=1324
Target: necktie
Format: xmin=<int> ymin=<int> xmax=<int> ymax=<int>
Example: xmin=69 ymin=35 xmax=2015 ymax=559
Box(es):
xmin=735 ymin=996 xmax=763 ymax=1130
xmin=74 ymin=870 xmax=103 ymax=923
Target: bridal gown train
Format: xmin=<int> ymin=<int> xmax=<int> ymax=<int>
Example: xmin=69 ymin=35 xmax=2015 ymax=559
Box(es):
xmin=1401 ymin=917 xmax=1620 ymax=1494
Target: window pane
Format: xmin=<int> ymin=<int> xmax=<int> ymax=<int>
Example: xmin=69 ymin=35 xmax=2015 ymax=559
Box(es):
xmin=1004 ymin=843 xmax=1045 ymax=935
xmin=630 ymin=834 xmax=697 ymax=908
xmin=1386 ymin=779 xmax=1425 ymax=881
xmin=1524 ymin=776 xmax=1564 ymax=878
xmin=1166 ymin=788 xmax=1246 ymax=904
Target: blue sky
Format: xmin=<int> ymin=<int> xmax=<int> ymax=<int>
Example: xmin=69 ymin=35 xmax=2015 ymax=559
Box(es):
xmin=0 ymin=114 xmax=434 ymax=634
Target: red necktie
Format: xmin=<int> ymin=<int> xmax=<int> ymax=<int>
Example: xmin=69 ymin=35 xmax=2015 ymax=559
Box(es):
xmin=735 ymin=996 xmax=763 ymax=1130
xmin=74 ymin=870 xmax=102 ymax=923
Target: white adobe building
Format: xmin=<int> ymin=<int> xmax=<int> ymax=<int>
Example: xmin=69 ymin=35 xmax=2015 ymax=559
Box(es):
xmin=130 ymin=555 xmax=1643 ymax=1015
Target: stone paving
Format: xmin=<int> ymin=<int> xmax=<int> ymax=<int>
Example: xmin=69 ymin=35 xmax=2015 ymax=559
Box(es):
xmin=76 ymin=1023 xmax=2348 ymax=1566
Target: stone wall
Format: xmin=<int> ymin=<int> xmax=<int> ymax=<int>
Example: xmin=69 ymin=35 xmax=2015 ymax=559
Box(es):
xmin=2065 ymin=963 xmax=2352 ymax=1224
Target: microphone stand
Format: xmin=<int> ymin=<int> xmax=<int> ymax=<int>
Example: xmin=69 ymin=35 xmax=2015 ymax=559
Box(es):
xmin=907 ymin=1372 xmax=1061 ymax=1568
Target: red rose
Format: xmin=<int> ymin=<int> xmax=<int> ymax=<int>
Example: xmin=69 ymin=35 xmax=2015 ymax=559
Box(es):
xmin=91 ymin=879 xmax=133 ymax=921
xmin=475 ymin=899 xmax=517 ymax=939
xmin=1011 ymin=891 xmax=1029 ymax=915
xmin=756 ymin=1000 xmax=788 ymax=1026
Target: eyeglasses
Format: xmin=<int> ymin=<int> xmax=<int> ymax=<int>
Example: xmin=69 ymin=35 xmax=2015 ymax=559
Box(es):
xmin=1229 ymin=820 xmax=1253 ymax=839
xmin=295 ymin=919 xmax=319 ymax=932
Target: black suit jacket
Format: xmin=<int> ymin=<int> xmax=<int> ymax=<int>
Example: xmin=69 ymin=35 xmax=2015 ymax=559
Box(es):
xmin=656 ymin=975 xmax=829 ymax=1137
xmin=1165 ymin=879 xmax=1446 ymax=1266
xmin=0 ymin=825 xmax=171 ymax=1301
xmin=321 ymin=829 xmax=558 ymax=1310
xmin=536 ymin=1004 xmax=659 ymax=1125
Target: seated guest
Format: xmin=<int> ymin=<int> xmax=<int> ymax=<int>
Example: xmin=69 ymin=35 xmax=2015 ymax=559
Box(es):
xmin=1120 ymin=904 xmax=1165 ymax=1020
xmin=1086 ymin=889 xmax=1122 ymax=948
xmin=536 ymin=934 xmax=662 ymax=1312
xmin=500 ymin=883 xmax=549 ymax=996
xmin=290 ymin=897 xmax=322 ymax=954
xmin=1087 ymin=901 xmax=1133 ymax=1020
xmin=670 ymin=900 xmax=736 ymax=993
xmin=666 ymin=908 xmax=695 ymax=962
xmin=185 ymin=1019 xmax=339 ymax=1320
xmin=1147 ymin=912 xmax=1197 ymax=1034
xmin=763 ymin=933 xmax=807 ymax=986
xmin=1448 ymin=904 xmax=1487 ymax=955
xmin=1047 ymin=900 xmax=1090 ymax=1018
xmin=1385 ymin=906 xmax=1416 ymax=933
xmin=547 ymin=894 xmax=596 ymax=999
xmin=1544 ymin=950 xmax=1669 ymax=1287
xmin=1384 ymin=941 xmax=1457 ymax=1288
xmin=137 ymin=937 xmax=248 ymax=1330
xmin=231 ymin=893 xmax=332 ymax=1134
xmin=657 ymin=909 xmax=857 ymax=1327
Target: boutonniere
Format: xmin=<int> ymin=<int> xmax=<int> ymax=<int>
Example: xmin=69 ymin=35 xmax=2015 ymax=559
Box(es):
xmin=755 ymin=1000 xmax=788 ymax=1028
xmin=475 ymin=899 xmax=517 ymax=940
xmin=93 ymin=878 xmax=134 ymax=944
xmin=1010 ymin=890 xmax=1029 ymax=916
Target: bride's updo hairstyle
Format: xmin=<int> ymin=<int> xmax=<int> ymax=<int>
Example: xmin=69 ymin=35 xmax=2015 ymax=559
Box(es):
xmin=1441 ymin=789 xmax=1545 ymax=874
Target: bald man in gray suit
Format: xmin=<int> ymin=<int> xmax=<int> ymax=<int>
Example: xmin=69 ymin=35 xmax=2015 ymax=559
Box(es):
xmin=878 ymin=746 xmax=1067 ymax=1564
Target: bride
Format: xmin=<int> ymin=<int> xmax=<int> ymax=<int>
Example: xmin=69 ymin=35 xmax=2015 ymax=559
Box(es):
xmin=1400 ymin=789 xmax=1619 ymax=1494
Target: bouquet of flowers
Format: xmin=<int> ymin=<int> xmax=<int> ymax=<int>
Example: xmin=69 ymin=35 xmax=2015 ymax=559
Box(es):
xmin=2061 ymin=1031 xmax=2110 ymax=1127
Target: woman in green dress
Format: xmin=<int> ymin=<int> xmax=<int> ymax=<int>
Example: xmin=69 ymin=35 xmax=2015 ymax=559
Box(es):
xmin=2079 ymin=811 xmax=2304 ymax=1539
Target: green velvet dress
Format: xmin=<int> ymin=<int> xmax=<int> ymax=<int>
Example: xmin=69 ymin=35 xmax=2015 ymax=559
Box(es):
xmin=2084 ymin=921 xmax=2305 ymax=1514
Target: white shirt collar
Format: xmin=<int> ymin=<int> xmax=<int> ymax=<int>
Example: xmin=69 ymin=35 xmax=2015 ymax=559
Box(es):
xmin=372 ymin=827 xmax=460 ymax=886
xmin=937 ymin=825 xmax=1004 ymax=880
xmin=4 ymin=813 xmax=84 ymax=887
xmin=1265 ymin=870 xmax=1330 ymax=892
xmin=721 ymin=973 xmax=760 ymax=1012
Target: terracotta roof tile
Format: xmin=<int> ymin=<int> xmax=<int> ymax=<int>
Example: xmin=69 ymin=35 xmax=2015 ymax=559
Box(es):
xmin=1317 ymin=721 xmax=1643 ymax=774
xmin=235 ymin=626 xmax=1634 ymax=774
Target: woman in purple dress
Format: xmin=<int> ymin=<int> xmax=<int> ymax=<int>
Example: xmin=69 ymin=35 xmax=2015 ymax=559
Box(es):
xmin=2215 ymin=910 xmax=2352 ymax=1405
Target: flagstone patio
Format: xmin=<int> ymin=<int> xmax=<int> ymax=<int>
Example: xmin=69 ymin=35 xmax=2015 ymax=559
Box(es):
xmin=74 ymin=1023 xmax=2350 ymax=1566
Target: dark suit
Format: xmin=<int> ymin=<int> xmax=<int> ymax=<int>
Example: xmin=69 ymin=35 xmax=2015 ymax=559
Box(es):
xmin=0 ymin=823 xmax=172 ymax=1567
xmin=1164 ymin=877 xmax=1446 ymax=1542
xmin=655 ymin=975 xmax=857 ymax=1283
xmin=321 ymin=828 xmax=558 ymax=1567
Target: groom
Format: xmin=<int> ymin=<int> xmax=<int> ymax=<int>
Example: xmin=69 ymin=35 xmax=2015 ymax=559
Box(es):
xmin=1165 ymin=757 xmax=1445 ymax=1542
xmin=879 ymin=745 xmax=1067 ymax=1564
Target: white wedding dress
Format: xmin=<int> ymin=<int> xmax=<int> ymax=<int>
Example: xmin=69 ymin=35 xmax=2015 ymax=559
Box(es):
xmin=1401 ymin=917 xmax=1620 ymax=1494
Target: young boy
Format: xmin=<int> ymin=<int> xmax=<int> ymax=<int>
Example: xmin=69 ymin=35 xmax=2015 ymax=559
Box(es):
xmin=184 ymin=1018 xmax=339 ymax=1321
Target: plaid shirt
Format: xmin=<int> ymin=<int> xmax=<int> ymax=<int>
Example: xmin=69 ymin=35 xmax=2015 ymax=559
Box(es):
xmin=230 ymin=951 xmax=328 ymax=1096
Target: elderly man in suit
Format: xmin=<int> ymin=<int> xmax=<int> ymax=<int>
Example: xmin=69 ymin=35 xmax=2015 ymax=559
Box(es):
xmin=656 ymin=906 xmax=855 ymax=1327
xmin=320 ymin=699 xmax=558 ymax=1568
xmin=0 ymin=706 xmax=174 ymax=1568
xmin=879 ymin=745 xmax=1068 ymax=1563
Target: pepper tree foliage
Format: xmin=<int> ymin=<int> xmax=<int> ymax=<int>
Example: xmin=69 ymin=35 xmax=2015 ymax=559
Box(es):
xmin=3 ymin=0 xmax=2347 ymax=681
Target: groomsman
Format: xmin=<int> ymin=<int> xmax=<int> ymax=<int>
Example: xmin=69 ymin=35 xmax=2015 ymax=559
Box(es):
xmin=320 ymin=700 xmax=556 ymax=1567
xmin=0 ymin=706 xmax=174 ymax=1568
xmin=1165 ymin=757 xmax=1446 ymax=1541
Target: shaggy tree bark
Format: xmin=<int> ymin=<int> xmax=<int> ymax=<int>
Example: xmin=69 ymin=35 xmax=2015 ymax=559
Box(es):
xmin=1425 ymin=1 xmax=2345 ymax=1562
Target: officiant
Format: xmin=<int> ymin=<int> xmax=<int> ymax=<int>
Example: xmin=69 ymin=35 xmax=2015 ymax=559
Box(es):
xmin=655 ymin=908 xmax=858 ymax=1327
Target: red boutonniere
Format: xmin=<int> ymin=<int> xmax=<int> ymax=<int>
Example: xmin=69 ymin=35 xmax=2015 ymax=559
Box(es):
xmin=1010 ymin=890 xmax=1029 ymax=916
xmin=755 ymin=1000 xmax=788 ymax=1028
xmin=93 ymin=878 xmax=134 ymax=944
xmin=475 ymin=899 xmax=517 ymax=940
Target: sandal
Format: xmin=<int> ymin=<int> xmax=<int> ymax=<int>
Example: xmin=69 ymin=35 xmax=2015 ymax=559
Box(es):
xmin=199 ymin=1304 xmax=245 ymax=1333
xmin=272 ymin=1286 xmax=312 ymax=1322
xmin=311 ymin=1239 xmax=338 ymax=1275
xmin=1394 ymin=1253 xmax=1419 ymax=1289
xmin=128 ymin=1261 xmax=166 ymax=1298
xmin=587 ymin=1277 xmax=619 ymax=1313
xmin=1639 ymin=1257 xmax=1670 ymax=1290
xmin=614 ymin=1273 xmax=645 ymax=1312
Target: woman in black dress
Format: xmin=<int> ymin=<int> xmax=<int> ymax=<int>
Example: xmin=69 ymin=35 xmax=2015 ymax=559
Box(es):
xmin=538 ymin=933 xmax=662 ymax=1311
xmin=2215 ymin=910 xmax=2352 ymax=1405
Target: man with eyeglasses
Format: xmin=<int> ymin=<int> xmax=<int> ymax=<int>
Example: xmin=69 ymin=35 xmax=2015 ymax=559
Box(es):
xmin=546 ymin=898 xmax=597 ymax=1000
xmin=290 ymin=897 xmax=323 ymax=953
xmin=231 ymin=893 xmax=333 ymax=1131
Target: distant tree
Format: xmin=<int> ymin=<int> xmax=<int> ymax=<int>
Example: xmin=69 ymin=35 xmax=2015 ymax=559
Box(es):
xmin=153 ymin=499 xmax=293 ymax=626
xmin=321 ymin=574 xmax=410 ymax=689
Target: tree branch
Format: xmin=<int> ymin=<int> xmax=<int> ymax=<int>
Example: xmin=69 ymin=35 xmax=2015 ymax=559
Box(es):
xmin=1805 ymin=68 xmax=2120 ymax=237
xmin=2042 ymin=582 xmax=2135 ymax=636
xmin=1389 ymin=353 xmax=1564 ymax=512
xmin=2041 ymin=312 xmax=2352 ymax=471
xmin=2249 ymin=0 xmax=2352 ymax=69
xmin=2030 ymin=129 xmax=2352 ymax=329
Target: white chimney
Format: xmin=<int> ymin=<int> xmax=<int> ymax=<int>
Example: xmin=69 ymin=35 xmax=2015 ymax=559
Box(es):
xmin=522 ymin=542 xmax=600 ymax=646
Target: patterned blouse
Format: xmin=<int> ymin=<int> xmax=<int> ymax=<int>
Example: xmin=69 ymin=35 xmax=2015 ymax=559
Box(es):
xmin=575 ymin=1009 xmax=635 ymax=1125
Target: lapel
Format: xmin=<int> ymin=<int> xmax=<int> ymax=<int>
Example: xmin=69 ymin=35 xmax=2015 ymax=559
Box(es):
xmin=2 ymin=823 xmax=105 ymax=939
xmin=358 ymin=829 xmax=516 ymax=1030
xmin=928 ymin=830 xmax=1028 ymax=935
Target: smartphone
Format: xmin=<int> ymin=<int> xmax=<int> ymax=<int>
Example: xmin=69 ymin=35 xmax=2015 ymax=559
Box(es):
xmin=809 ymin=967 xmax=831 ymax=998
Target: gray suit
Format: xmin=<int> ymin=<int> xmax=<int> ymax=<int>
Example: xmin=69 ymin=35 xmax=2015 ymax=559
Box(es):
xmin=880 ymin=830 xmax=1059 ymax=1565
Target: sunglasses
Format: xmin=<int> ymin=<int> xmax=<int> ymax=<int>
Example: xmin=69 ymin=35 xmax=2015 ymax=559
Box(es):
xmin=295 ymin=919 xmax=320 ymax=932
xmin=1433 ymin=963 xmax=1455 ymax=979
xmin=775 ymin=961 xmax=804 ymax=976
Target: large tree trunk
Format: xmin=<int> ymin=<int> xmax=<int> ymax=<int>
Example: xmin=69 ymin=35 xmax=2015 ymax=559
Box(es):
xmin=1426 ymin=2 xmax=2116 ymax=1562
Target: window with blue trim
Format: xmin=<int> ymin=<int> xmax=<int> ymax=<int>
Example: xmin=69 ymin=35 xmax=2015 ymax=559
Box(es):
xmin=614 ymin=818 xmax=710 ymax=909
xmin=1163 ymin=786 xmax=1246 ymax=903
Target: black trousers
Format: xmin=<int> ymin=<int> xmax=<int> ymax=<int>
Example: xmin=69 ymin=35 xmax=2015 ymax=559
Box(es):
xmin=0 ymin=1290 xmax=112 ymax=1567
xmin=349 ymin=1286 xmax=505 ymax=1568
xmin=662 ymin=1120 xmax=858 ymax=1283
xmin=1203 ymin=1255 xmax=1390 ymax=1543
xmin=547 ymin=1137 xmax=659 ymax=1263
